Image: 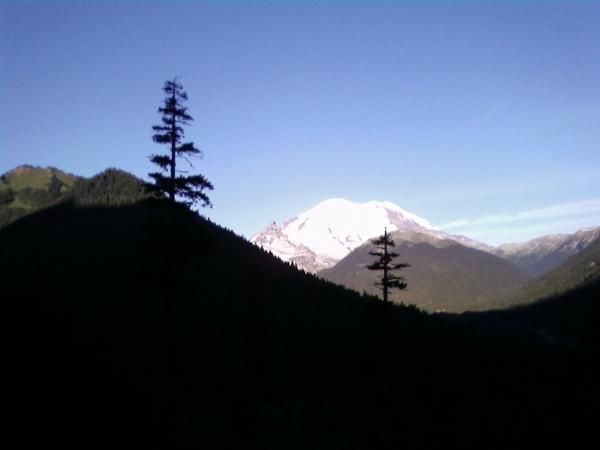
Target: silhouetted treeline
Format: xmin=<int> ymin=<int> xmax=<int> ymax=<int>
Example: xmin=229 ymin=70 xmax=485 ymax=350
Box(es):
xmin=71 ymin=168 xmax=150 ymax=205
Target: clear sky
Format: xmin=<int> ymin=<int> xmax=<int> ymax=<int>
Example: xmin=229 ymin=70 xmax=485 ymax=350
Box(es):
xmin=1 ymin=0 xmax=599 ymax=245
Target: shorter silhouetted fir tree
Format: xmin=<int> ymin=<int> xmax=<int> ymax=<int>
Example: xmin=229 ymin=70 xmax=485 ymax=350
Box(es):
xmin=367 ymin=227 xmax=409 ymax=302
xmin=148 ymin=78 xmax=213 ymax=208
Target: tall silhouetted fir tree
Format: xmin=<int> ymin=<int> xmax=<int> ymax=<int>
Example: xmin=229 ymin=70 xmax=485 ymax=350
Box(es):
xmin=147 ymin=79 xmax=215 ymax=445
xmin=148 ymin=78 xmax=213 ymax=207
xmin=368 ymin=227 xmax=409 ymax=302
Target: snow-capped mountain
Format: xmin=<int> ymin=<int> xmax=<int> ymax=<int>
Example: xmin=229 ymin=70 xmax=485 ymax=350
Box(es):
xmin=251 ymin=198 xmax=493 ymax=272
xmin=494 ymin=227 xmax=600 ymax=275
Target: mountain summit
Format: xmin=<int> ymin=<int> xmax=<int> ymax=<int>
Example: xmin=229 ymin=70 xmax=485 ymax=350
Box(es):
xmin=251 ymin=198 xmax=491 ymax=272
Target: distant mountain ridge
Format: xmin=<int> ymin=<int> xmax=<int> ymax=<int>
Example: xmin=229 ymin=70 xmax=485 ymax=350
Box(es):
xmin=499 ymin=235 xmax=600 ymax=307
xmin=494 ymin=227 xmax=600 ymax=275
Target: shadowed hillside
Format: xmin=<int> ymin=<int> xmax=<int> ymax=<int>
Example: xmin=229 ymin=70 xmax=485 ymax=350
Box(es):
xmin=3 ymin=201 xmax=595 ymax=448
xmin=319 ymin=231 xmax=529 ymax=312
xmin=458 ymin=279 xmax=599 ymax=347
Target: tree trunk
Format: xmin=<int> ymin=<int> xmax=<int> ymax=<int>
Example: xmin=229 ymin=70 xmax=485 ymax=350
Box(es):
xmin=383 ymin=228 xmax=388 ymax=303
xmin=169 ymin=89 xmax=176 ymax=203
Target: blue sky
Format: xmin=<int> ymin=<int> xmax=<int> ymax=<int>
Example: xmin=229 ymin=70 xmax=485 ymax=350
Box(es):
xmin=1 ymin=0 xmax=599 ymax=245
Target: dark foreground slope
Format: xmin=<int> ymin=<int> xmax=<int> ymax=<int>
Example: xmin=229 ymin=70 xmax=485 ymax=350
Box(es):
xmin=459 ymin=279 xmax=599 ymax=347
xmin=2 ymin=201 xmax=595 ymax=449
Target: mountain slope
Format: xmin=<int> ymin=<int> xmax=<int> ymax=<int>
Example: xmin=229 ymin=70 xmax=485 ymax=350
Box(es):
xmin=319 ymin=230 xmax=528 ymax=312
xmin=251 ymin=222 xmax=338 ymax=272
xmin=3 ymin=200 xmax=594 ymax=448
xmin=0 ymin=164 xmax=77 ymax=191
xmin=494 ymin=227 xmax=600 ymax=275
xmin=499 ymin=236 xmax=600 ymax=307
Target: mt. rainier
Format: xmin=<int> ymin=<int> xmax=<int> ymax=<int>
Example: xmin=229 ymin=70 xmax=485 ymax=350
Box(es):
xmin=251 ymin=198 xmax=493 ymax=272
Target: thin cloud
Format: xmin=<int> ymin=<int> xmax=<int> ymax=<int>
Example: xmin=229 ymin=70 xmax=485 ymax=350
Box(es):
xmin=408 ymin=169 xmax=600 ymax=204
xmin=440 ymin=199 xmax=600 ymax=231
xmin=456 ymin=215 xmax=600 ymax=246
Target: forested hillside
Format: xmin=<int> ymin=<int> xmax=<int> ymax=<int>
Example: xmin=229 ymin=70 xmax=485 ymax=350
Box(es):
xmin=0 ymin=165 xmax=77 ymax=226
